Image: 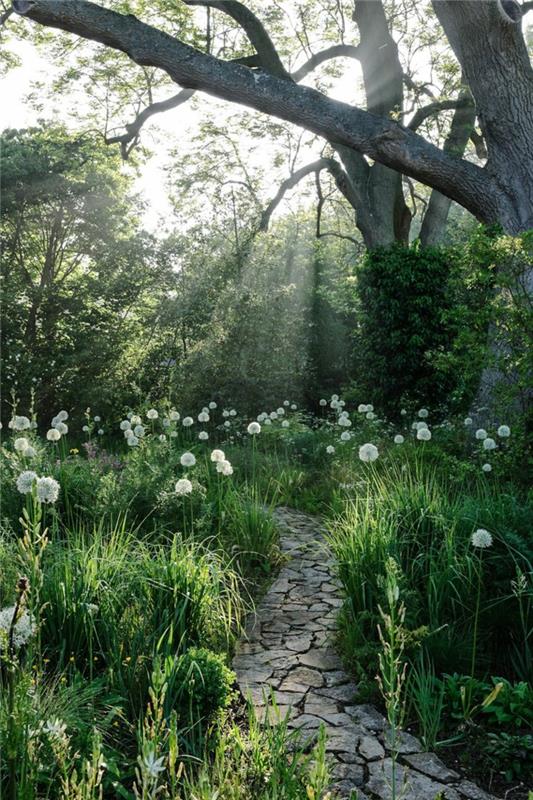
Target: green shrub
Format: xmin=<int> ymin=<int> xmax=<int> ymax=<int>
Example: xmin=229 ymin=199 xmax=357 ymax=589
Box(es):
xmin=167 ymin=647 xmax=235 ymax=725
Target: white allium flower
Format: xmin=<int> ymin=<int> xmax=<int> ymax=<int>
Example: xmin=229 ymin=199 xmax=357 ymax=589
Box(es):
xmin=170 ymin=430 xmax=178 ymax=438
xmin=12 ymin=416 xmax=31 ymax=431
xmin=282 ymin=420 xmax=290 ymax=428
xmin=482 ymin=463 xmax=492 ymax=473
xmin=16 ymin=470 xmax=37 ymax=494
xmin=338 ymin=400 xmax=345 ymax=408
xmin=394 ymin=435 xmax=404 ymax=444
xmin=277 ymin=407 xmax=285 ymax=415
xmin=338 ymin=416 xmax=352 ymax=427
xmin=127 ymin=435 xmax=139 ymax=447
xmin=264 ymin=418 xmax=272 ymax=426
xmin=247 ymin=422 xmax=261 ymax=435
xmin=0 ymin=606 xmax=35 ymax=647
xmin=143 ymin=751 xmax=165 ymax=779
xmin=400 ymin=409 xmax=407 ymax=416
xmin=418 ymin=408 xmax=429 ymax=418
xmin=97 ymin=429 xmax=104 ymax=436
xmin=159 ymin=434 xmax=167 ymax=442
xmin=326 ymin=445 xmax=335 ymax=454
xmin=198 ymin=431 xmax=209 ymax=441
xmin=331 ymin=394 xmax=339 ymax=402
xmin=47 ymin=428 xmax=61 ymax=442
xmin=120 ymin=420 xmax=131 ymax=431
xmin=175 ymin=478 xmax=193 ymax=495
xmin=357 ymin=404 xmax=366 ymax=413
xmin=497 ymin=425 xmax=510 ymax=438
xmin=359 ymin=443 xmax=379 ymax=462
xmin=125 ymin=429 xmax=134 ymax=439
xmin=36 ymin=476 xmax=60 ymax=504
xmin=330 ymin=400 xmax=340 ymax=410
xmin=82 ymin=425 xmax=89 ymax=433
xmin=464 ymin=417 xmax=473 ymax=426
xmin=134 ymin=425 xmax=145 ymax=438
xmin=229 ymin=409 xmax=237 ymax=417
xmin=14 ymin=437 xmax=30 ymax=452
xmin=211 ymin=449 xmax=225 ymax=462
xmin=270 ymin=411 xmax=278 ymax=420
xmin=319 ymin=399 xmax=327 ymax=407
xmin=290 ymin=404 xmax=296 ymax=410
xmin=366 ymin=404 xmax=374 ymax=413
xmin=257 ymin=413 xmax=266 ymax=422
xmin=483 ymin=437 xmax=497 ymax=451
xmin=85 ymin=603 xmax=99 ymax=616
xmin=131 ymin=415 xmax=142 ymax=425
xmin=54 ymin=422 xmax=68 ymax=435
xmin=93 ymin=416 xmax=101 ymax=423
xmin=216 ymin=459 xmax=233 ymax=476
xmin=417 ymin=428 xmax=432 ymax=441
xmin=57 ymin=410 xmax=68 ymax=422
xmin=23 ymin=446 xmax=36 ymax=458
xmin=198 ymin=411 xmax=210 ymax=423
xmin=182 ymin=416 xmax=194 ymax=427
xmin=340 ymin=431 xmax=351 ymax=442
xmin=283 ymin=400 xmax=290 ymax=406
xmin=471 ymin=528 xmax=493 ymax=549
xmin=209 ymin=401 xmax=217 ymax=410
xmin=224 ymin=420 xmax=231 ymax=428
xmin=180 ymin=452 xmax=196 ymax=467
xmin=169 ymin=410 xmax=180 ymax=422
xmin=366 ymin=411 xmax=376 ymax=420
xmin=222 ymin=410 xmax=230 ymax=418
xmin=147 ymin=409 xmax=159 ymax=420
xmin=475 ymin=428 xmax=488 ymax=440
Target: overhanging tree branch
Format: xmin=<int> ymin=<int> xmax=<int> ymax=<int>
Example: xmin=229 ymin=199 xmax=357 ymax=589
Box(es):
xmin=259 ymin=158 xmax=334 ymax=231
xmin=408 ymin=95 xmax=472 ymax=132
xmin=292 ymin=44 xmax=360 ymax=82
xmin=12 ymin=0 xmax=499 ymax=223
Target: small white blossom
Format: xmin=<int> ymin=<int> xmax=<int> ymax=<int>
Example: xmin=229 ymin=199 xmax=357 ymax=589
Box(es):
xmin=93 ymin=416 xmax=101 ymax=423
xmin=97 ymin=429 xmax=104 ymax=436
xmin=270 ymin=411 xmax=278 ymax=420
xmin=471 ymin=528 xmax=493 ymax=549
xmin=497 ymin=425 xmax=510 ymax=438
xmin=198 ymin=411 xmax=210 ymax=423
xmin=147 ymin=409 xmax=159 ymax=420
xmin=182 ymin=416 xmax=194 ymax=427
xmin=229 ymin=409 xmax=237 ymax=417
xmin=417 ymin=428 xmax=432 ymax=441
xmin=159 ymin=434 xmax=167 ymax=442
xmin=326 ymin=445 xmax=335 ymax=454
xmin=277 ymin=407 xmax=285 ymax=416
xmin=12 ymin=416 xmax=31 ymax=431
xmin=16 ymin=470 xmax=37 ymax=494
xmin=47 ymin=428 xmax=61 ymax=442
xmin=0 ymin=606 xmax=35 ymax=647
xmin=483 ymin=437 xmax=497 ymax=451
xmin=211 ymin=449 xmax=225 ymax=462
xmin=319 ymin=399 xmax=327 ymax=407
xmin=357 ymin=404 xmax=366 ymax=413
xmin=359 ymin=443 xmax=379 ymax=462
xmin=43 ymin=719 xmax=68 ymax=741
xmin=264 ymin=418 xmax=272 ymax=426
xmin=366 ymin=411 xmax=376 ymax=420
xmin=338 ymin=416 xmax=352 ymax=427
xmin=464 ymin=417 xmax=473 ymax=426
xmin=120 ymin=420 xmax=131 ymax=431
xmin=216 ymin=459 xmax=233 ymax=476
xmin=482 ymin=463 xmax=492 ymax=472
xmin=143 ymin=751 xmax=165 ymax=779
xmin=400 ymin=409 xmax=407 ymax=416
xmin=247 ymin=422 xmax=261 ymax=435
xmin=340 ymin=431 xmax=351 ymax=442
xmin=394 ymin=435 xmax=404 ymax=444
xmin=224 ymin=421 xmax=231 ymax=428
xmin=198 ymin=431 xmax=209 ymax=441
xmin=82 ymin=425 xmax=90 ymax=433
xmin=175 ymin=478 xmax=193 ymax=495
xmin=23 ymin=446 xmax=36 ymax=458
xmin=57 ymin=410 xmax=68 ymax=422
xmin=169 ymin=410 xmax=180 ymax=422
xmin=475 ymin=428 xmax=488 ymax=440
xmin=209 ymin=401 xmax=217 ymax=410
xmin=131 ymin=414 xmax=142 ymax=425
xmin=14 ymin=437 xmax=30 ymax=452
xmin=282 ymin=420 xmax=290 ymax=428
xmin=127 ymin=435 xmax=139 ymax=447
xmin=134 ymin=424 xmax=145 ymax=438
xmin=36 ymin=476 xmax=60 ymax=504
xmin=418 ymin=408 xmax=429 ymax=419
xmin=180 ymin=452 xmax=196 ymax=467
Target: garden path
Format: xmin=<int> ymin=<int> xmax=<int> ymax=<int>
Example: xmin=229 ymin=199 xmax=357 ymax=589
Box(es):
xmin=232 ymin=506 xmax=500 ymax=800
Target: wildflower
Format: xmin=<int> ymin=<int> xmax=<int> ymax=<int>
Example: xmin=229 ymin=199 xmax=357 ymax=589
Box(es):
xmin=180 ymin=452 xmax=196 ymax=467
xmin=277 ymin=407 xmax=285 ymax=416
xmin=270 ymin=411 xmax=278 ymax=420
xmin=16 ymin=470 xmax=37 ymax=494
xmin=394 ymin=435 xmax=404 ymax=444
xmin=357 ymin=404 xmax=366 ymax=413
xmin=326 ymin=445 xmax=335 ymax=454
xmin=175 ymin=478 xmax=193 ymax=495
xmin=120 ymin=420 xmax=131 ymax=431
xmin=209 ymin=401 xmax=217 ymax=410
xmin=54 ymin=422 xmax=68 ymax=435
xmin=170 ymin=431 xmax=178 ymax=438
xmin=482 ymin=463 xmax=492 ymax=472
xmin=475 ymin=428 xmax=488 ymax=440
xmin=418 ymin=408 xmax=429 ymax=418
xmin=366 ymin=404 xmax=374 ymax=413
xmin=216 ymin=459 xmax=233 ymax=476
xmin=46 ymin=428 xmax=60 ymax=442
xmin=400 ymin=409 xmax=407 ymax=416
xmin=222 ymin=410 xmax=230 ymax=418
xmin=282 ymin=420 xmax=290 ymax=428
xmin=331 ymin=394 xmax=339 ymax=402
xmin=483 ymin=437 xmax=496 ymax=450
xmin=23 ymin=446 xmax=36 ymax=458
xmin=198 ymin=431 xmax=209 ymax=441
xmin=93 ymin=415 xmax=101 ymax=422
xmin=340 ymin=431 xmax=351 ymax=442
xmin=211 ymin=449 xmax=225 ymax=462
xmin=57 ymin=410 xmax=68 ymax=422
xmin=247 ymin=422 xmax=261 ymax=435
xmin=366 ymin=411 xmax=376 ymax=420
xmin=97 ymin=429 xmax=104 ymax=436
xmin=319 ymin=399 xmax=327 ymax=407
xmin=127 ymin=436 xmax=139 ymax=447
xmin=14 ymin=437 xmax=30 ymax=452
xmin=182 ymin=416 xmax=193 ymax=427
xmin=169 ymin=410 xmax=180 ymax=422
xmin=43 ymin=719 xmax=67 ymax=741
xmin=464 ymin=417 xmax=473 ymax=426
xmin=133 ymin=425 xmax=145 ymax=438
xmin=471 ymin=528 xmax=493 ymax=549
xmin=417 ymin=428 xmax=432 ymax=441
xmin=359 ymin=443 xmax=379 ymax=462
xmin=82 ymin=425 xmax=90 ymax=433
xmin=131 ymin=415 xmax=142 ymax=425
xmin=0 ymin=606 xmax=35 ymax=647
xmin=36 ymin=476 xmax=60 ymax=504
xmin=229 ymin=409 xmax=237 ymax=417
xmin=85 ymin=603 xmax=99 ymax=616
xmin=147 ymin=409 xmax=158 ymax=420
xmin=143 ymin=751 xmax=166 ymax=779
xmin=12 ymin=416 xmax=31 ymax=431
xmin=224 ymin=420 xmax=231 ymax=428
xmin=338 ymin=416 xmax=352 ymax=427
xmin=159 ymin=434 xmax=167 ymax=442
xmin=198 ymin=411 xmax=209 ymax=423
xmin=497 ymin=425 xmax=510 ymax=438
xmin=264 ymin=418 xmax=272 ymax=426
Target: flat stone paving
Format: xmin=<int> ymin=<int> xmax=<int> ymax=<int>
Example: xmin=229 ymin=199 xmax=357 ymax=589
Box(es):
xmin=233 ymin=506 xmax=500 ymax=800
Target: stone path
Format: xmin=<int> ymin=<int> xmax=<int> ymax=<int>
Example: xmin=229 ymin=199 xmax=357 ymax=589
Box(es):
xmin=232 ymin=507 xmax=500 ymax=800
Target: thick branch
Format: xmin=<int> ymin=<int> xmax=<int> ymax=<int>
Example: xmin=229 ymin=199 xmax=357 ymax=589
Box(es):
xmin=12 ymin=0 xmax=498 ymax=223
xmin=292 ymin=44 xmax=360 ymax=83
xmin=259 ymin=158 xmax=334 ymax=231
xmin=183 ymin=0 xmax=291 ymax=80
xmin=408 ymin=96 xmax=472 ymax=132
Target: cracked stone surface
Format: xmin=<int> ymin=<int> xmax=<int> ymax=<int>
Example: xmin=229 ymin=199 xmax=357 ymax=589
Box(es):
xmin=232 ymin=507 xmax=501 ymax=800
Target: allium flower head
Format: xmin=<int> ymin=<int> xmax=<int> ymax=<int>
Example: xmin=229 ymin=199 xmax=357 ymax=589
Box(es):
xmin=497 ymin=425 xmax=510 ymax=438
xmin=270 ymin=411 xmax=278 ymax=420
xmin=147 ymin=409 xmax=159 ymax=420
xmin=175 ymin=478 xmax=193 ymax=495
xmin=198 ymin=431 xmax=209 ymax=441
xmin=471 ymin=528 xmax=493 ymax=549
xmin=180 ymin=452 xmax=196 ymax=467
xmin=418 ymin=408 xmax=429 ymax=418
xmin=208 ymin=401 xmax=217 ymax=410
xmin=264 ymin=418 xmax=272 ymax=426
xmin=326 ymin=445 xmax=335 ymax=454
xmin=229 ymin=409 xmax=237 ymax=417
xmin=394 ymin=435 xmax=404 ymax=444
xmin=23 ymin=446 xmax=36 ymax=458
xmin=211 ymin=449 xmax=225 ymax=463
xmin=359 ymin=443 xmax=379 ymax=462
xmin=12 ymin=416 xmax=31 ymax=431
xmin=169 ymin=410 xmax=180 ymax=422
xmin=36 ymin=476 xmax=60 ymax=504
xmin=400 ymin=409 xmax=407 ymax=416
xmin=97 ymin=429 xmax=104 ymax=436
xmin=120 ymin=420 xmax=131 ymax=431
xmin=282 ymin=420 xmax=290 ymax=428
xmin=198 ymin=411 xmax=210 ymax=423
xmin=247 ymin=422 xmax=261 ymax=435
xmin=82 ymin=425 xmax=89 ymax=433
xmin=57 ymin=410 xmax=68 ymax=422
xmin=47 ymin=428 xmax=61 ymax=442
xmin=182 ymin=416 xmax=194 ymax=427
xmin=464 ymin=417 xmax=473 ymax=426
xmin=131 ymin=415 xmax=142 ymax=425
xmin=338 ymin=416 xmax=352 ymax=427
xmin=127 ymin=435 xmax=139 ymax=447
xmin=319 ymin=399 xmax=327 ymax=407
xmin=340 ymin=431 xmax=351 ymax=442
xmin=216 ymin=459 xmax=233 ymax=476
xmin=16 ymin=470 xmax=37 ymax=494
xmin=475 ymin=428 xmax=488 ymax=440
xmin=366 ymin=411 xmax=376 ymax=420
xmin=417 ymin=428 xmax=432 ymax=441
xmin=0 ymin=606 xmax=35 ymax=647
xmin=14 ymin=437 xmax=30 ymax=452
xmin=482 ymin=463 xmax=492 ymax=473
xmin=158 ymin=434 xmax=167 ymax=442
xmin=134 ymin=425 xmax=145 ymax=438
xmin=483 ymin=437 xmax=496 ymax=450
xmin=53 ymin=422 xmax=68 ymax=435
